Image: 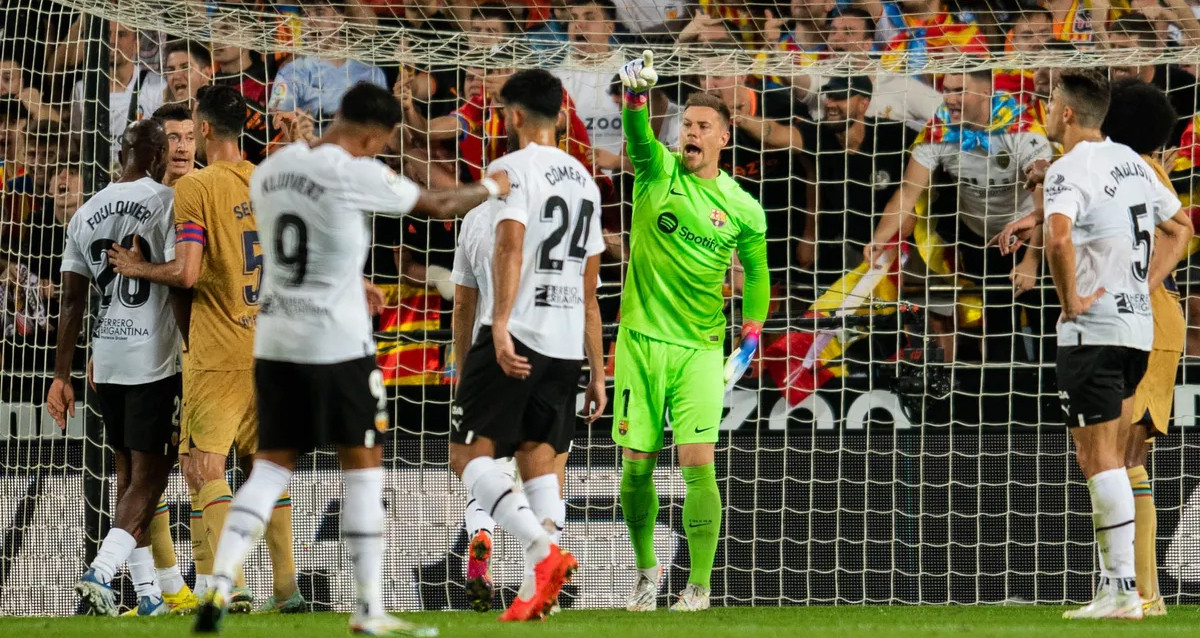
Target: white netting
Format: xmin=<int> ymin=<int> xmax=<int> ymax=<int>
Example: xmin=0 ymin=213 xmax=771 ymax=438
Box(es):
xmin=2 ymin=0 xmax=1200 ymax=616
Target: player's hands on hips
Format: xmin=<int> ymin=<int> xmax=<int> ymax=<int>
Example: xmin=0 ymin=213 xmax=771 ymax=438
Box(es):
xmin=1010 ymin=257 xmax=1038 ymax=295
xmin=582 ymin=374 xmax=607 ymax=423
xmin=990 ymin=212 xmax=1040 ymax=256
xmin=1063 ymin=287 xmax=1106 ymax=321
xmin=46 ymin=377 xmax=75 ymax=430
xmin=493 ymin=328 xmax=531 ymax=379
xmin=620 ymin=50 xmax=658 ymax=95
xmin=108 ymin=238 xmax=146 ymax=277
xmin=364 ymin=279 xmax=385 ymax=316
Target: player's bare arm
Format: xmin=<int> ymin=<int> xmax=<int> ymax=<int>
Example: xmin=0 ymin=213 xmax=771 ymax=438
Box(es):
xmin=108 ymin=239 xmax=203 ymax=289
xmin=45 ymin=271 xmax=89 ymax=429
xmin=452 ymin=283 xmax=479 ymax=383
xmin=490 ymin=218 xmax=531 ymax=379
xmin=411 ymin=169 xmax=510 ymax=219
xmin=1045 ymin=214 xmax=1106 ymax=320
xmin=864 ymin=158 xmax=931 ymax=263
xmin=582 ymin=254 xmax=606 ymax=423
xmin=1147 ymin=209 xmax=1195 ymax=291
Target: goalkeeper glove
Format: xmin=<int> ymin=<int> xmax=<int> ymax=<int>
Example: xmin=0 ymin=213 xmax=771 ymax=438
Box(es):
xmin=620 ymin=50 xmax=658 ymax=107
xmin=723 ymin=322 xmax=762 ymax=393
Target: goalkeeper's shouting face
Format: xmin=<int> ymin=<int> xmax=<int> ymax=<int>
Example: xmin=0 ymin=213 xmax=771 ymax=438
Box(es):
xmin=679 ymin=92 xmax=731 ymax=178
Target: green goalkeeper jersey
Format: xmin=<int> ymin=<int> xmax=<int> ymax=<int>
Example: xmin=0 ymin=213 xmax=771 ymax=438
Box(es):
xmin=619 ymin=104 xmax=770 ymax=350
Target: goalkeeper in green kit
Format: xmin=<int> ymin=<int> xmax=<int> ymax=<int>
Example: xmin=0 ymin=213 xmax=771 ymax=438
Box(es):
xmin=615 ymin=51 xmax=770 ymax=612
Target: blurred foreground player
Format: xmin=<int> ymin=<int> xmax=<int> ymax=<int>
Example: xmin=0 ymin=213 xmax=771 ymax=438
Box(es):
xmin=47 ymin=120 xmax=180 ymax=616
xmin=1039 ymin=69 xmax=1190 ymax=620
xmin=193 ymin=82 xmax=510 ymax=636
xmin=615 ymin=52 xmax=769 ymax=612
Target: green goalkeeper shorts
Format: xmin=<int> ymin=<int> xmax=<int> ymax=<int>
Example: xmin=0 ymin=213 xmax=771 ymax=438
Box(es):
xmin=612 ymin=327 xmax=723 ymax=453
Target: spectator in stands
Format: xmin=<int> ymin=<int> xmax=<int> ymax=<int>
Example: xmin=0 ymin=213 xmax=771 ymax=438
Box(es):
xmin=0 ymin=50 xmax=55 ymax=122
xmin=785 ymin=8 xmax=941 ymax=131
xmin=863 ymin=70 xmax=1053 ymax=362
xmin=268 ymin=0 xmax=387 ymax=134
xmin=380 ymin=0 xmax=460 ymax=32
xmin=466 ymin=3 xmax=513 ymax=48
xmin=1041 ymin=0 xmax=1122 ymax=44
xmin=528 ymin=0 xmax=571 ymax=50
xmin=152 ymin=103 xmax=195 ymax=187
xmin=779 ymin=0 xmax=835 ymax=54
xmin=162 ymin=40 xmax=214 ymax=107
xmin=51 ymin=163 xmax=83 ymax=227
xmin=210 ymin=33 xmax=269 ymax=106
xmin=4 ymin=119 xmax=66 ymax=221
xmin=0 ymin=96 xmax=29 ymax=183
xmin=701 ymin=63 xmax=806 ymax=291
xmin=1131 ymin=0 xmax=1200 ymax=46
xmin=677 ymin=11 xmax=740 ymax=46
xmin=69 ymin=21 xmax=165 ymax=167
xmin=879 ymin=1 xmax=986 ymax=74
xmin=612 ymin=0 xmax=688 ymax=41
xmin=555 ymin=0 xmax=626 ymax=162
xmin=1110 ymin=12 xmax=1199 ymax=142
xmin=1006 ymin=6 xmax=1053 ymax=51
xmin=795 ymin=76 xmax=916 ymax=286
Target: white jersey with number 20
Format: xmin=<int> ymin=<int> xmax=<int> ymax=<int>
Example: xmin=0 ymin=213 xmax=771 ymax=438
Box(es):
xmin=250 ymin=142 xmax=420 ymax=364
xmin=482 ymin=143 xmax=604 ymax=360
xmin=60 ymin=178 xmax=179 ymax=385
xmin=1044 ymin=139 xmax=1181 ymax=351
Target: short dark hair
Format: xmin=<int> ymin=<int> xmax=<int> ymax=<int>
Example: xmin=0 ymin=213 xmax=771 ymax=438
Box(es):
xmin=1016 ymin=6 xmax=1052 ymax=22
xmin=195 ymin=84 xmax=246 ymax=137
xmin=831 ymin=7 xmax=876 ymax=42
xmin=26 ymin=119 xmax=66 ymax=149
xmin=575 ymin=0 xmax=617 ymax=21
xmin=499 ymin=69 xmax=563 ymax=122
xmin=687 ymin=91 xmax=731 ymax=126
xmin=164 ymin=39 xmax=212 ymax=68
xmin=152 ymin=103 xmax=192 ymax=123
xmin=338 ymin=82 xmax=403 ymax=130
xmin=1056 ymin=68 xmax=1111 ymax=127
xmin=471 ymin=4 xmax=515 ymax=32
xmin=1102 ymin=79 xmax=1176 ymax=154
xmin=1111 ymin=12 xmax=1157 ymax=47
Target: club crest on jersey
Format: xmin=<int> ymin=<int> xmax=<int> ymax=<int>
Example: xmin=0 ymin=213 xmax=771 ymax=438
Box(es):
xmin=618 ymin=420 xmax=628 ymax=436
xmin=994 ymin=151 xmax=1011 ymax=170
xmin=709 ymin=209 xmax=727 ymax=228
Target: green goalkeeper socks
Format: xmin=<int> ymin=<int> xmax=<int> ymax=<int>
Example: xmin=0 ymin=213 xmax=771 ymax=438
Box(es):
xmin=620 ymin=457 xmax=659 ymax=569
xmin=682 ymin=463 xmax=721 ymax=590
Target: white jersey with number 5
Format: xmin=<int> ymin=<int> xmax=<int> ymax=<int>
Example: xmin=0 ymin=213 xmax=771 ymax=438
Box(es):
xmin=250 ymin=142 xmax=420 ymax=364
xmin=1044 ymin=138 xmax=1181 ymax=350
xmin=483 ymin=143 xmax=604 ymax=360
xmin=60 ymin=178 xmax=179 ymax=385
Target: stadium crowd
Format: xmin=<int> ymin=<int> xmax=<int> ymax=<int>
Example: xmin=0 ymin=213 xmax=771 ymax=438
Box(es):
xmin=2 ymin=0 xmax=1200 ymax=388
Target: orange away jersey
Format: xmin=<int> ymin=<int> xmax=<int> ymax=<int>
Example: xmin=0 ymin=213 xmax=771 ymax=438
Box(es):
xmin=174 ymin=160 xmax=261 ymax=370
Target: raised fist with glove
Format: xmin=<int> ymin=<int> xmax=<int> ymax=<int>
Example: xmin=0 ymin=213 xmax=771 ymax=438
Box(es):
xmin=619 ymin=50 xmax=658 ymax=108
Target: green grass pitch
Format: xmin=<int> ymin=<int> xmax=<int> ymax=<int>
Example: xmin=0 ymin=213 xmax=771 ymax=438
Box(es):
xmin=4 ymin=607 xmax=1200 ymax=638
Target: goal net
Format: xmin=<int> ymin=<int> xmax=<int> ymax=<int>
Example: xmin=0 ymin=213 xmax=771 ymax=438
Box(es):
xmin=1 ymin=0 xmax=1200 ymax=615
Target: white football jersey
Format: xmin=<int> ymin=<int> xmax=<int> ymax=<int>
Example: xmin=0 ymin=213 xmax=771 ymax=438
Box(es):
xmin=450 ymin=204 xmax=494 ymax=344
xmin=1044 ymin=139 xmax=1181 ymax=350
xmin=911 ymin=129 xmax=1053 ymax=238
xmin=60 ymin=178 xmax=179 ymax=385
xmin=250 ymin=142 xmax=420 ymax=364
xmin=483 ymin=143 xmax=604 ymax=360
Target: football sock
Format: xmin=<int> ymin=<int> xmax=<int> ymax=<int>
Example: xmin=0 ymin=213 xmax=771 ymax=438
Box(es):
xmin=90 ymin=527 xmax=137 ymax=585
xmin=149 ymin=500 xmax=176 ymax=569
xmin=620 ymin=457 xmax=659 ymax=570
xmin=198 ymin=479 xmax=234 ymax=588
xmin=682 ymin=463 xmax=721 ymax=590
xmin=1088 ymin=467 xmax=1137 ymax=588
xmin=523 ymin=473 xmax=565 ymax=544
xmin=129 ymin=546 xmax=163 ymax=600
xmin=266 ymin=491 xmax=298 ymax=600
xmin=1128 ymin=465 xmax=1158 ymax=600
xmin=464 ymin=498 xmax=496 ymax=539
xmin=463 ymin=457 xmax=549 ymax=566
xmin=211 ymin=461 xmax=291 ymax=598
xmin=189 ymin=488 xmax=213 ymax=592
xmin=343 ymin=467 xmax=385 ymax=618
xmin=156 ymin=565 xmax=186 ymax=597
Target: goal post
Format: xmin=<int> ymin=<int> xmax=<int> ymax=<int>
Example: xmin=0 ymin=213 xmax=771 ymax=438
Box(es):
xmin=0 ymin=0 xmax=1199 ymax=616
